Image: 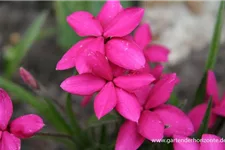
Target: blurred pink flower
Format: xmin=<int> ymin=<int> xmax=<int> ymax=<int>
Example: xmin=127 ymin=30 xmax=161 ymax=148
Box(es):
xmin=56 ymin=0 xmax=145 ymax=73
xmin=0 ymin=88 xmax=44 ymax=150
xmin=173 ymin=134 xmax=225 ymax=150
xmin=188 ymin=70 xmax=225 ymax=132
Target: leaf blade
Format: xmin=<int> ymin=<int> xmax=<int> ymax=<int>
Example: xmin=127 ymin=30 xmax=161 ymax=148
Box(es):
xmin=4 ymin=11 xmax=48 ymax=78
xmin=193 ymin=1 xmax=225 ymax=106
xmin=195 ymin=99 xmax=212 ymax=139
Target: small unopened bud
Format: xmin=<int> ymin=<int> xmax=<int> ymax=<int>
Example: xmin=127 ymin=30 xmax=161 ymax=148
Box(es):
xmin=19 ymin=67 xmax=39 ymax=90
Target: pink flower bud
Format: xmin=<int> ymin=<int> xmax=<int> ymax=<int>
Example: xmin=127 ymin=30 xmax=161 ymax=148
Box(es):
xmin=19 ymin=67 xmax=39 ymax=89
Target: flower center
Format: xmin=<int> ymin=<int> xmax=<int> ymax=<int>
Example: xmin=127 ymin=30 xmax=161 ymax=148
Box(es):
xmin=104 ymin=37 xmax=111 ymax=44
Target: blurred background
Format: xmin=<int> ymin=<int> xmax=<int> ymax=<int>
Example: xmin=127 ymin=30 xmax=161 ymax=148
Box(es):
xmin=0 ymin=1 xmax=225 ymax=150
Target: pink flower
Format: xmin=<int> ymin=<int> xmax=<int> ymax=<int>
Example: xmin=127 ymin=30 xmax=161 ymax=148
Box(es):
xmin=188 ymin=70 xmax=225 ymax=132
xmin=0 ymin=89 xmax=44 ymax=150
xmin=134 ymin=23 xmax=170 ymax=63
xmin=115 ymin=105 xmax=194 ymax=150
xmin=173 ymin=134 xmax=225 ymax=150
xmin=56 ymin=0 xmax=146 ymax=73
xmin=60 ymin=51 xmax=155 ymax=121
xmin=188 ymin=103 xmax=217 ymax=132
xmin=139 ymin=74 xmax=194 ymax=138
xmin=115 ymin=74 xmax=194 ymax=150
xmin=115 ymin=111 xmax=164 ymax=150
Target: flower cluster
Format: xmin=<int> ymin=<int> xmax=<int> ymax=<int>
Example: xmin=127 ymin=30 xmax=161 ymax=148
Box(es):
xmin=56 ymin=1 xmax=225 ymax=150
xmin=0 ymin=88 xmax=44 ymax=149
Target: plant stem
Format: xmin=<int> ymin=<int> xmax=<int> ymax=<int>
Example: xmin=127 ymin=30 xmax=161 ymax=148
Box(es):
xmin=36 ymin=132 xmax=73 ymax=140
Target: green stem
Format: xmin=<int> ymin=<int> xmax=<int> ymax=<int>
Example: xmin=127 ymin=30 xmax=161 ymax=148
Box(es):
xmin=195 ymin=99 xmax=212 ymax=139
xmin=66 ymin=94 xmax=81 ymax=134
xmin=100 ymin=125 xmax=107 ymax=145
xmin=193 ymin=1 xmax=225 ymax=106
xmin=36 ymin=132 xmax=73 ymax=140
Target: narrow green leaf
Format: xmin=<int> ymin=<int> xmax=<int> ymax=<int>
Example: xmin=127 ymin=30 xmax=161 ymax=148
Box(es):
xmin=35 ymin=133 xmax=76 ymax=150
xmin=44 ymin=98 xmax=72 ymax=134
xmin=193 ymin=1 xmax=225 ymax=106
xmin=168 ymin=92 xmax=179 ymax=107
xmin=0 ymin=77 xmax=71 ymax=134
xmin=4 ymin=11 xmax=48 ymax=78
xmin=54 ymin=1 xmax=83 ymax=49
xmin=87 ymin=113 xmax=119 ymax=128
xmin=66 ymin=94 xmax=81 ymax=134
xmin=86 ymin=1 xmax=134 ymax=16
xmin=195 ymin=99 xmax=212 ymax=139
xmin=99 ymin=125 xmax=107 ymax=145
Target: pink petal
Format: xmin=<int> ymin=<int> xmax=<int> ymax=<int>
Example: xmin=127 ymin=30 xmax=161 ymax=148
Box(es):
xmin=134 ymin=23 xmax=152 ymax=49
xmin=94 ymin=82 xmax=117 ymax=119
xmin=145 ymin=73 xmax=177 ymax=109
xmin=110 ymin=63 xmax=126 ymax=77
xmin=86 ymin=51 xmax=113 ymax=80
xmin=149 ymin=64 xmax=164 ymax=81
xmin=114 ymin=74 xmax=155 ymax=91
xmin=144 ymin=44 xmax=170 ymax=62
xmin=213 ymin=101 xmax=225 ymax=117
xmin=134 ymin=63 xmax=151 ymax=74
xmin=207 ymin=70 xmax=220 ymax=105
xmin=67 ymin=11 xmax=103 ymax=37
xmin=10 ymin=114 xmax=44 ymax=139
xmin=115 ymin=121 xmax=144 ymax=150
xmin=123 ymin=34 xmax=134 ymax=42
xmin=154 ymin=104 xmax=194 ymax=137
xmin=188 ymin=103 xmax=217 ymax=132
xmin=56 ymin=38 xmax=93 ymax=70
xmin=81 ymin=95 xmax=92 ymax=107
xmin=76 ymin=37 xmax=105 ymax=74
xmin=97 ymin=0 xmax=123 ymax=29
xmin=0 ymin=131 xmax=21 ymax=150
xmin=138 ymin=110 xmax=164 ymax=141
xmin=106 ymin=38 xmax=146 ymax=70
xmin=134 ymin=85 xmax=152 ymax=106
xmin=173 ymin=135 xmax=199 ymax=150
xmin=213 ymin=91 xmax=225 ymax=116
xmin=0 ymin=89 xmax=13 ymax=130
xmin=115 ymin=88 xmax=142 ymax=122
xmin=104 ymin=7 xmax=144 ymax=37
xmin=60 ymin=73 xmax=106 ymax=95
xmin=200 ymin=134 xmax=225 ymax=150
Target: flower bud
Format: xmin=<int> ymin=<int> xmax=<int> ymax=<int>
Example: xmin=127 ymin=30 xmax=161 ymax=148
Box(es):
xmin=19 ymin=67 xmax=39 ymax=90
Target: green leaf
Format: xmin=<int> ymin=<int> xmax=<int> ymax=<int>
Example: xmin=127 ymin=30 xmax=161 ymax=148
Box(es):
xmin=87 ymin=1 xmax=134 ymax=16
xmin=0 ymin=77 xmax=72 ymax=134
xmin=66 ymin=94 xmax=81 ymax=134
xmin=4 ymin=11 xmax=48 ymax=78
xmin=168 ymin=92 xmax=179 ymax=107
xmin=87 ymin=113 xmax=119 ymax=128
xmin=195 ymin=99 xmax=212 ymax=139
xmin=193 ymin=1 xmax=225 ymax=106
xmin=54 ymin=1 xmax=84 ymax=49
